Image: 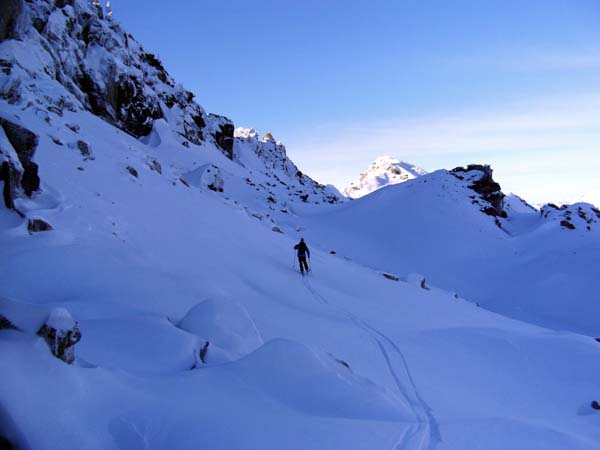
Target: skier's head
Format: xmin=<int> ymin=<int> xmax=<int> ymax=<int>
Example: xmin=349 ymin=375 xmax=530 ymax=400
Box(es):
xmin=300 ymin=238 xmax=305 ymax=243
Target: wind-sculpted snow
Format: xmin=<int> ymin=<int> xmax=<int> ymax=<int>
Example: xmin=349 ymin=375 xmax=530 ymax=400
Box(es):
xmin=233 ymin=338 xmax=412 ymax=421
xmin=178 ymin=297 xmax=264 ymax=362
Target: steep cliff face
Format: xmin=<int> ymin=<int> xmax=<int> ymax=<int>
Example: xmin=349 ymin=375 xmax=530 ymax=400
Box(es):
xmin=0 ymin=0 xmax=229 ymax=149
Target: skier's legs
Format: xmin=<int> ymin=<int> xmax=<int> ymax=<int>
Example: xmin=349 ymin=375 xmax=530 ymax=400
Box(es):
xmin=298 ymin=256 xmax=305 ymax=273
xmin=301 ymin=256 xmax=309 ymax=273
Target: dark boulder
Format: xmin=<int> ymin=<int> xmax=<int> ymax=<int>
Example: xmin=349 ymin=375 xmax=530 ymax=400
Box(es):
xmin=0 ymin=118 xmax=40 ymax=202
xmin=0 ymin=314 xmax=17 ymax=330
xmin=0 ymin=0 xmax=23 ymax=41
xmin=27 ymin=218 xmax=52 ymax=234
xmin=21 ymin=161 xmax=40 ymax=196
xmin=214 ymin=123 xmax=235 ymax=159
xmin=0 ymin=435 xmax=15 ymax=450
xmin=55 ymin=0 xmax=75 ymax=7
xmin=0 ymin=161 xmax=19 ymax=209
xmin=592 ymin=401 xmax=600 ymax=410
xmin=560 ymin=220 xmax=575 ymax=230
xmin=37 ymin=308 xmax=81 ymax=364
xmin=126 ymin=166 xmax=138 ymax=178
xmin=148 ymin=159 xmax=162 ymax=174
xmin=76 ymin=140 xmax=92 ymax=159
xmin=0 ymin=118 xmax=38 ymax=164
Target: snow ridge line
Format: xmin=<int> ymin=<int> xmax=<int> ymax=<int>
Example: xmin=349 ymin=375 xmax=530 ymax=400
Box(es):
xmin=302 ymin=277 xmax=440 ymax=450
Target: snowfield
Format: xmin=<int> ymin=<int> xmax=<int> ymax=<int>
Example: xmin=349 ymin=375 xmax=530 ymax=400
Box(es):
xmin=1 ymin=102 xmax=600 ymax=450
xmin=300 ymin=172 xmax=600 ymax=336
xmin=1 ymin=1 xmax=600 ymax=449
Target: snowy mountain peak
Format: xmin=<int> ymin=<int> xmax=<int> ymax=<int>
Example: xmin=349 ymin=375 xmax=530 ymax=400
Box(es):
xmin=234 ymin=127 xmax=258 ymax=140
xmin=344 ymin=156 xmax=427 ymax=198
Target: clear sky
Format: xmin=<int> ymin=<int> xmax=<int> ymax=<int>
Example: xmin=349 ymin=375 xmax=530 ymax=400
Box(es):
xmin=112 ymin=0 xmax=600 ymax=205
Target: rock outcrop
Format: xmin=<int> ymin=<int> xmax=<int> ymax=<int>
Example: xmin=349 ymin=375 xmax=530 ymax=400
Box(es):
xmin=451 ymin=164 xmax=506 ymax=217
xmin=0 ymin=117 xmax=40 ymax=209
xmin=211 ymin=115 xmax=235 ymax=159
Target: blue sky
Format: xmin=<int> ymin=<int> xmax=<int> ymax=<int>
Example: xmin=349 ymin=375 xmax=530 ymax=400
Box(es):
xmin=113 ymin=0 xmax=600 ymax=204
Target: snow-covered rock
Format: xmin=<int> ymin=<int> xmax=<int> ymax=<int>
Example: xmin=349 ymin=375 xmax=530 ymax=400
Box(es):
xmin=344 ymin=155 xmax=427 ymax=198
xmin=405 ymin=273 xmax=429 ymax=290
xmin=540 ymin=202 xmax=600 ymax=231
xmin=178 ymin=298 xmax=263 ymax=362
xmin=37 ymin=307 xmax=81 ymax=364
xmin=184 ymin=164 xmax=225 ymax=192
xmin=235 ymin=130 xmax=344 ymax=206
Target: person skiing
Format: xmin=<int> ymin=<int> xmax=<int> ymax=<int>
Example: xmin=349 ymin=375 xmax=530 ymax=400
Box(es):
xmin=294 ymin=238 xmax=310 ymax=275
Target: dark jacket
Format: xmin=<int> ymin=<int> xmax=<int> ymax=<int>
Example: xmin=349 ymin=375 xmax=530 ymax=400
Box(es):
xmin=294 ymin=241 xmax=310 ymax=258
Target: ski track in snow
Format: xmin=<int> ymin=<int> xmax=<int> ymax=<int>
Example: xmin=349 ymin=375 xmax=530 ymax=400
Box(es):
xmin=301 ymin=275 xmax=440 ymax=450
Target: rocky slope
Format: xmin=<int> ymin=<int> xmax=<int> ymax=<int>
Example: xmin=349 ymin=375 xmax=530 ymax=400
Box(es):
xmin=0 ymin=0 xmax=342 ymax=223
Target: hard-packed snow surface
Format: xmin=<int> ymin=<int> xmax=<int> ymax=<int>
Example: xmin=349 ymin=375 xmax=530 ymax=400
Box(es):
xmin=1 ymin=2 xmax=600 ymax=450
xmin=344 ymin=155 xmax=428 ymax=198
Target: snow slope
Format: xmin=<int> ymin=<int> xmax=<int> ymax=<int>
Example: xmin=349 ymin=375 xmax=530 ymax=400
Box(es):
xmin=2 ymin=120 xmax=600 ymax=448
xmin=344 ymin=155 xmax=428 ymax=198
xmin=301 ymin=170 xmax=600 ymax=336
xmin=1 ymin=2 xmax=600 ymax=449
